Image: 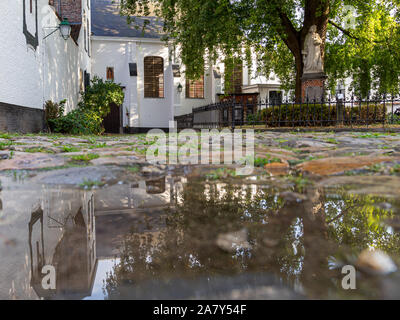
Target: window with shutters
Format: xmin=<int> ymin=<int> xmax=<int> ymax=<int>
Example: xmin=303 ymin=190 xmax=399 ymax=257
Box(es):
xmin=144 ymin=56 xmax=164 ymax=98
xmin=106 ymin=67 xmax=114 ymax=81
xmin=224 ymin=58 xmax=243 ymax=94
xmin=186 ymin=75 xmax=204 ymax=99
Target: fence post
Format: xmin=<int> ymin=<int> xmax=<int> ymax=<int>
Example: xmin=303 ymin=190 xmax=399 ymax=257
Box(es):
xmin=336 ymin=95 xmax=344 ymax=126
xmin=231 ymin=95 xmax=236 ymax=131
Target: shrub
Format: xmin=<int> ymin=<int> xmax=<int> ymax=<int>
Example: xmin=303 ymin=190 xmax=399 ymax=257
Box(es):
xmin=79 ymin=76 xmax=124 ymax=118
xmin=49 ymin=109 xmax=104 ymax=135
xmin=45 ymin=77 xmax=124 ymax=135
xmin=45 ymin=99 xmax=66 ymax=132
xmin=251 ymin=104 xmax=387 ymax=127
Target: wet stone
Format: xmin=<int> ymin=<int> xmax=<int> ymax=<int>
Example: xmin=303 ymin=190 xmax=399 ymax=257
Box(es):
xmin=32 ymin=166 xmax=126 ymax=185
xmin=0 ymin=152 xmax=67 ymax=171
xmin=356 ymin=249 xmax=397 ymax=276
xmin=1 ymin=131 xmax=400 ymax=300
xmin=296 ymin=156 xmax=397 ymax=176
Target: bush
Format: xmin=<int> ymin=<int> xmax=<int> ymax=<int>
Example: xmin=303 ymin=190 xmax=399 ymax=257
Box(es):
xmin=79 ymin=76 xmax=124 ymax=118
xmin=45 ymin=77 xmax=125 ymax=135
xmin=48 ymin=109 xmax=104 ymax=135
xmin=251 ymin=104 xmax=387 ymax=127
xmin=45 ymin=99 xmax=66 ymax=131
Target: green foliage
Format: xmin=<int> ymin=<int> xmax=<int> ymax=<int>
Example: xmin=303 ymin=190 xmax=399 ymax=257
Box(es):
xmin=24 ymin=147 xmax=54 ymax=154
xmin=61 ymin=145 xmax=81 ymax=153
xmin=79 ymin=76 xmax=125 ymax=118
xmin=47 ymin=77 xmax=124 ymax=135
xmin=120 ymin=0 xmax=400 ymax=99
xmin=254 ymin=155 xmax=282 ymax=167
xmin=252 ymin=104 xmax=386 ymax=126
xmin=45 ymin=99 xmax=66 ymax=128
xmin=69 ymin=153 xmax=100 ymax=163
xmin=49 ymin=109 xmax=104 ymax=135
xmin=0 ymin=141 xmax=13 ymax=150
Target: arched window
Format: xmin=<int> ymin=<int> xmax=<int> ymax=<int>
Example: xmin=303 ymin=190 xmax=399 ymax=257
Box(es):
xmin=186 ymin=75 xmax=204 ymax=99
xmin=144 ymin=56 xmax=164 ymax=98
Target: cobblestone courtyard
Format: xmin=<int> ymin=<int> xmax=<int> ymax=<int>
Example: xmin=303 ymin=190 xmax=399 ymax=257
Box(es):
xmin=2 ymin=130 xmax=400 ymax=299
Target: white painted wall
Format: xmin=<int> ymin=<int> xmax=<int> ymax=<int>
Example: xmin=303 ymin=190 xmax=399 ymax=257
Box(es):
xmin=0 ymin=0 xmax=91 ymax=112
xmin=174 ymin=64 xmax=215 ymax=117
xmin=92 ymin=37 xmax=175 ymax=128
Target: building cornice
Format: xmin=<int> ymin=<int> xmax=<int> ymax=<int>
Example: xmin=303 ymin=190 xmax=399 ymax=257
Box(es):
xmin=91 ymin=35 xmax=166 ymax=44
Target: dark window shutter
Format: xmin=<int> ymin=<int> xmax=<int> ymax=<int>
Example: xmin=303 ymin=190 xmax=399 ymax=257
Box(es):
xmin=129 ymin=63 xmax=137 ymax=76
xmin=84 ymin=71 xmax=90 ymax=90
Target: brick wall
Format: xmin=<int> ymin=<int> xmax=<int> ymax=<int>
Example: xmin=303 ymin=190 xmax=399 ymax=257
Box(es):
xmin=0 ymin=102 xmax=45 ymax=133
xmin=50 ymin=0 xmax=82 ymax=23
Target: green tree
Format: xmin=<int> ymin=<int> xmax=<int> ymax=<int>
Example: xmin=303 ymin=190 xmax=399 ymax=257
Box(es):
xmin=119 ymin=0 xmax=400 ymax=101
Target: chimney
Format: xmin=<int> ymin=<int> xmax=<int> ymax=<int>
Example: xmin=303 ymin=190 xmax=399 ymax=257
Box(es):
xmin=59 ymin=0 xmax=82 ymax=24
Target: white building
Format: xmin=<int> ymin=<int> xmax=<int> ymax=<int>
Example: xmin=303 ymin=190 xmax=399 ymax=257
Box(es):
xmin=0 ymin=0 xmax=91 ymax=132
xmin=91 ymin=0 xmax=220 ymax=132
xmin=0 ymin=0 xmax=284 ymax=133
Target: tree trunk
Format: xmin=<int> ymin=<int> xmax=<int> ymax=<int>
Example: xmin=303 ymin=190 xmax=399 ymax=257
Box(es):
xmin=294 ymin=52 xmax=303 ymax=103
xmin=276 ymin=0 xmax=330 ymax=102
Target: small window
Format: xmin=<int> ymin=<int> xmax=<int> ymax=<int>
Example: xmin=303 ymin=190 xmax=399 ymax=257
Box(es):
xmin=30 ymin=0 xmax=33 ymax=13
xmin=106 ymin=67 xmax=114 ymax=81
xmin=144 ymin=56 xmax=164 ymax=98
xmin=186 ymin=75 xmax=204 ymax=99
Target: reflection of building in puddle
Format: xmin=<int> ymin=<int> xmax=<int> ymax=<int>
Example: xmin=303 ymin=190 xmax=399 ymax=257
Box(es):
xmin=28 ymin=188 xmax=96 ymax=300
xmin=28 ymin=176 xmax=186 ymax=299
xmin=94 ymin=175 xmax=185 ymax=214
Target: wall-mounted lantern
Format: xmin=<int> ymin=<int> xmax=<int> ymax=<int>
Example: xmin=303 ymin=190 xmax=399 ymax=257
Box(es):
xmin=177 ymin=83 xmax=183 ymax=94
xmin=59 ymin=18 xmax=72 ymax=40
xmin=43 ymin=18 xmax=72 ymax=40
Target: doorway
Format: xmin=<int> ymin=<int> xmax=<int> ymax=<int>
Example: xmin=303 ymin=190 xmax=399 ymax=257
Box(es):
xmin=103 ymin=102 xmax=122 ymax=134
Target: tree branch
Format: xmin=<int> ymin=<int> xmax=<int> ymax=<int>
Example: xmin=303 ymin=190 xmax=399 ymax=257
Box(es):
xmin=328 ymin=19 xmax=384 ymax=43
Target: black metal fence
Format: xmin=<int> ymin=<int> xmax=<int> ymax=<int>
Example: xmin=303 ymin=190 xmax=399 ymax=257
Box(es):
xmin=175 ymin=95 xmax=400 ymax=129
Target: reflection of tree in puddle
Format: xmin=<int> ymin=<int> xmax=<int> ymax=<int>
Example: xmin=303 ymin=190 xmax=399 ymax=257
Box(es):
xmin=325 ymin=193 xmax=400 ymax=254
xmin=104 ymin=179 xmax=400 ymax=299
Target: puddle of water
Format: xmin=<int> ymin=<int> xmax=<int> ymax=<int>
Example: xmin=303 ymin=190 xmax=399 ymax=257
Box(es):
xmin=1 ymin=168 xmax=400 ymax=300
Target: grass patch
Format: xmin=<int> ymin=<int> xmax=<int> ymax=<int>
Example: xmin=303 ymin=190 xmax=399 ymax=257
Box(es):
xmin=0 ymin=133 xmax=12 ymax=139
xmin=254 ymin=155 xmax=282 ymax=167
xmin=24 ymin=147 xmax=55 ymax=154
xmin=60 ymin=145 xmax=81 ymax=153
xmin=69 ymin=153 xmax=100 ymax=163
xmin=126 ymin=165 xmax=140 ymax=173
xmin=89 ymin=142 xmax=108 ymax=149
xmin=324 ymin=138 xmax=339 ymax=144
xmin=0 ymin=141 xmax=13 ymax=150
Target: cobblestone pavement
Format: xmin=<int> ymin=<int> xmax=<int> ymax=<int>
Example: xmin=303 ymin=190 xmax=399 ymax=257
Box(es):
xmin=1 ymin=131 xmax=400 ymax=300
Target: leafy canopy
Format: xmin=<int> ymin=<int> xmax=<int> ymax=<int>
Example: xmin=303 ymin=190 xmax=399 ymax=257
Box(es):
xmin=120 ymin=0 xmax=400 ymax=99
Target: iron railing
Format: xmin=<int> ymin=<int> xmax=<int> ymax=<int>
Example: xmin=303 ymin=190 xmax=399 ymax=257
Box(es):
xmin=175 ymin=94 xmax=400 ymax=129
